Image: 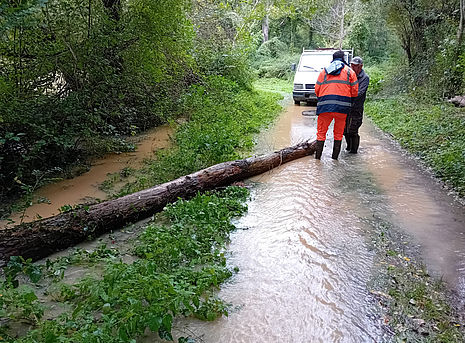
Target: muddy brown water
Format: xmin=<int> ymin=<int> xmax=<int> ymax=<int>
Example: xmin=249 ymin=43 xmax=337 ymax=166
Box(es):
xmin=1 ymin=125 xmax=172 ymax=228
xmin=5 ymin=102 xmax=465 ymax=342
xmin=146 ymin=102 xmax=465 ymax=342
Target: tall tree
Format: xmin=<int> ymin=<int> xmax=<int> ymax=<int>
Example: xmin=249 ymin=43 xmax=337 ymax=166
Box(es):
xmin=310 ymin=0 xmax=354 ymax=48
xmin=457 ymin=0 xmax=465 ymax=49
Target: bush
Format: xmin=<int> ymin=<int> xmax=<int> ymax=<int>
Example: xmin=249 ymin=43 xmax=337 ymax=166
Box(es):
xmin=365 ymin=96 xmax=465 ymax=196
xmin=252 ymin=53 xmax=300 ymax=80
xmin=256 ymin=37 xmax=288 ymax=58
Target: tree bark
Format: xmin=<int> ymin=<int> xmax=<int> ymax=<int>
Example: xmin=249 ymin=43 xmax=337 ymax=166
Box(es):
xmin=0 ymin=140 xmax=317 ymax=266
xmin=262 ymin=14 xmax=269 ymax=43
xmin=102 ymin=0 xmax=121 ymax=22
xmin=338 ymin=0 xmax=344 ymax=50
xmin=458 ymin=0 xmax=465 ymax=46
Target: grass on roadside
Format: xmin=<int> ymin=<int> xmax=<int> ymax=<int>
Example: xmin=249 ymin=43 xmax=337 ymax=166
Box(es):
xmin=115 ymin=75 xmax=282 ymax=196
xmin=365 ymin=96 xmax=465 ymax=196
xmin=253 ymin=77 xmax=293 ymax=95
xmin=368 ymin=219 xmax=464 ymax=342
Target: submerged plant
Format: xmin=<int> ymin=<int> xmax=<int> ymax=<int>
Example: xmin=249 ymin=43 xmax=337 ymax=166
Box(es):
xmin=1 ymin=186 xmax=249 ymax=342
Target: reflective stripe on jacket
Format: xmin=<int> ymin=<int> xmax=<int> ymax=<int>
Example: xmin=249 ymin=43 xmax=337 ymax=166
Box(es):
xmin=315 ymin=65 xmax=359 ymax=115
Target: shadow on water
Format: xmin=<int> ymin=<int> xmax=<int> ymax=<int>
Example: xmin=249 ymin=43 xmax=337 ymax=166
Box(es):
xmin=147 ymin=101 xmax=465 ymax=342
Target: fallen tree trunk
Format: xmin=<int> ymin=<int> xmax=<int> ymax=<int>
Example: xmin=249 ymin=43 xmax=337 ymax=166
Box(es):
xmin=449 ymin=95 xmax=465 ymax=107
xmin=0 ymin=140 xmax=316 ymax=266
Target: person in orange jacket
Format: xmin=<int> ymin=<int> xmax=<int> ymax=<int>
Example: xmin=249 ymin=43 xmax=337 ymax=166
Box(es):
xmin=314 ymin=50 xmax=359 ymax=160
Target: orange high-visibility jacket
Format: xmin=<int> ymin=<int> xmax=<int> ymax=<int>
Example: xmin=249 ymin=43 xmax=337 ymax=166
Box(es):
xmin=315 ymin=64 xmax=359 ymax=115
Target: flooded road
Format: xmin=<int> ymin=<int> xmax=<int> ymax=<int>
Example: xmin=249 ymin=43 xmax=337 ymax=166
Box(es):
xmin=1 ymin=125 xmax=172 ymax=227
xmin=160 ymin=102 xmax=465 ymax=342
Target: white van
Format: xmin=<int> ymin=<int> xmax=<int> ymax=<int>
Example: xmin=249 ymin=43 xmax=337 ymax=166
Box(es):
xmin=292 ymin=49 xmax=353 ymax=105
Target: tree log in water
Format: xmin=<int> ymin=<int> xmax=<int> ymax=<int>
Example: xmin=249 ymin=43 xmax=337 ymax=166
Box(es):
xmin=0 ymin=140 xmax=316 ymax=266
xmin=449 ymin=95 xmax=465 ymax=107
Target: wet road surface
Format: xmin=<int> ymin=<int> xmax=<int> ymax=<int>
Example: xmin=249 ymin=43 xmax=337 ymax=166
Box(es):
xmin=153 ymin=103 xmax=465 ymax=342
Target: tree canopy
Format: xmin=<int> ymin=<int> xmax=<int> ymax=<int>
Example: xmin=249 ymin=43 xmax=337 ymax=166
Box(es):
xmin=1 ymin=0 xmax=464 ymax=206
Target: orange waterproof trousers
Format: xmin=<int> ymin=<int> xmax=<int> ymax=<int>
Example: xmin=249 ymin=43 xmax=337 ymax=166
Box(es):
xmin=316 ymin=112 xmax=347 ymax=141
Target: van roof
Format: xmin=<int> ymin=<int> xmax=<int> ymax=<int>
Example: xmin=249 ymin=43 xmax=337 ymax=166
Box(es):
xmin=302 ymin=49 xmax=352 ymax=54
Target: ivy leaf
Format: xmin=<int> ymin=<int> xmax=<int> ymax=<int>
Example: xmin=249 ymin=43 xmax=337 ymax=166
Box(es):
xmin=162 ymin=314 xmax=173 ymax=331
xmin=148 ymin=314 xmax=162 ymax=332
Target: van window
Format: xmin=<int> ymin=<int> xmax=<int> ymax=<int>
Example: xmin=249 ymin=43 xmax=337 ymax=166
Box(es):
xmin=298 ymin=54 xmax=333 ymax=72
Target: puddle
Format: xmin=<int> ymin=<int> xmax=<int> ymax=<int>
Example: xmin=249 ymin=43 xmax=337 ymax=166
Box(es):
xmin=1 ymin=125 xmax=173 ymax=227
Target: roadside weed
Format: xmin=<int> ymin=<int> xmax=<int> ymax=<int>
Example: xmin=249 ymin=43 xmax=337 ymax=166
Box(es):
xmin=1 ymin=187 xmax=249 ymax=342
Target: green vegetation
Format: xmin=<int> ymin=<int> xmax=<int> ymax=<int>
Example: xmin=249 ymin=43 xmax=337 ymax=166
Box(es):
xmin=0 ymin=187 xmax=249 ymax=342
xmin=115 ymin=76 xmax=282 ymax=196
xmin=0 ymin=0 xmax=194 ymax=208
xmin=253 ymin=78 xmax=293 ymax=94
xmin=0 ymin=0 xmax=259 ymax=216
xmin=370 ymin=219 xmax=464 ymax=342
xmin=365 ymin=97 xmax=465 ymax=196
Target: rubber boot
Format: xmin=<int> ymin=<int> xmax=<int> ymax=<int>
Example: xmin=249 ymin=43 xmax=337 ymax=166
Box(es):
xmin=344 ymin=134 xmax=352 ymax=151
xmin=349 ymin=135 xmax=360 ymax=154
xmin=315 ymin=140 xmax=324 ymax=160
xmin=332 ymin=140 xmax=342 ymax=160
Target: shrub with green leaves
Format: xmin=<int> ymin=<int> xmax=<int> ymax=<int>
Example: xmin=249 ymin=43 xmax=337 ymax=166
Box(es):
xmin=252 ymin=53 xmax=300 ymax=80
xmin=256 ymin=37 xmax=287 ymax=59
xmin=365 ymin=96 xmax=465 ymax=196
xmin=1 ymin=187 xmax=249 ymax=342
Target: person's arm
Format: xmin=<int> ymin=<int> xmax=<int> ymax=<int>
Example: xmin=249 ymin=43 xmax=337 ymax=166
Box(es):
xmin=349 ymin=69 xmax=359 ymax=99
xmin=315 ymin=70 xmax=324 ymax=97
xmin=358 ymin=73 xmax=370 ymax=96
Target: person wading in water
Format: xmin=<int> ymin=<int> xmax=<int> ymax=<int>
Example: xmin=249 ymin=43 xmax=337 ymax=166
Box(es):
xmin=314 ymin=50 xmax=359 ymax=160
xmin=344 ymin=56 xmax=370 ymax=154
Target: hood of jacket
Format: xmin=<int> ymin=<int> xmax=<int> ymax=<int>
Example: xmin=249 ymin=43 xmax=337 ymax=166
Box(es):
xmin=325 ymin=59 xmax=345 ymax=75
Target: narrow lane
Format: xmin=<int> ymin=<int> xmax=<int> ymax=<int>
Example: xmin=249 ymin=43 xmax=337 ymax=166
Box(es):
xmin=160 ymin=102 xmax=465 ymax=342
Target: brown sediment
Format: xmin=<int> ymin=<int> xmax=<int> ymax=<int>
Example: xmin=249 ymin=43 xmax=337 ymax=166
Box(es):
xmin=1 ymin=125 xmax=173 ymax=228
xmin=0 ymin=139 xmax=316 ymax=266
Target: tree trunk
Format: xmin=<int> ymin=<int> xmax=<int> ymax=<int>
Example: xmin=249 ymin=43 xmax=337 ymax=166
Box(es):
xmin=262 ymin=14 xmax=269 ymax=43
xmin=0 ymin=140 xmax=317 ymax=266
xmin=102 ymin=0 xmax=121 ymax=22
xmin=290 ymin=17 xmax=295 ymax=51
xmin=455 ymin=0 xmax=465 ymax=71
xmin=458 ymin=0 xmax=465 ymax=46
xmin=338 ymin=0 xmax=345 ymax=50
xmin=308 ymin=26 xmax=313 ymax=48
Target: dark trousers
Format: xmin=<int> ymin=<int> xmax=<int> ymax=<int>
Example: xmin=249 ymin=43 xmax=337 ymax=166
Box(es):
xmin=344 ymin=110 xmax=363 ymax=153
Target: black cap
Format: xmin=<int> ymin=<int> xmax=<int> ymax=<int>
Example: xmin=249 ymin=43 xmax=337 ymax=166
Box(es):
xmin=332 ymin=50 xmax=345 ymax=60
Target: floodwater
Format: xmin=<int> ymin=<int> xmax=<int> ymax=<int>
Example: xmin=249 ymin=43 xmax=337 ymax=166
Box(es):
xmin=1 ymin=125 xmax=172 ymax=228
xmin=5 ymin=100 xmax=465 ymax=342
xmin=153 ymin=102 xmax=465 ymax=342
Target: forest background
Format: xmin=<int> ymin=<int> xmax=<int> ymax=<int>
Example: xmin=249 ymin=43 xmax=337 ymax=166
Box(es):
xmin=1 ymin=1 xmax=465 ymax=342
xmin=1 ymin=0 xmax=465 ymax=214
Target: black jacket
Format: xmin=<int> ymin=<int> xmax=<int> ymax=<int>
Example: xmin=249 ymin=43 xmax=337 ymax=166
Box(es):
xmin=352 ymin=69 xmax=369 ymax=111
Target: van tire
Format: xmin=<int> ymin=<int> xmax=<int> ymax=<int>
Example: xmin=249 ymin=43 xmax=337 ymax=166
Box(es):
xmin=294 ymin=100 xmax=300 ymax=105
